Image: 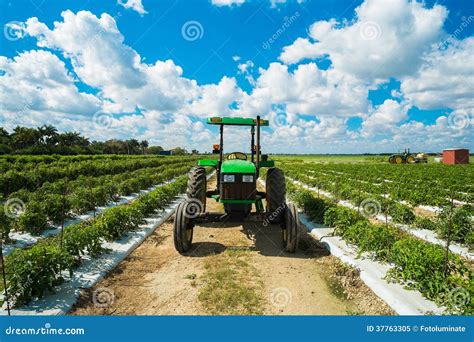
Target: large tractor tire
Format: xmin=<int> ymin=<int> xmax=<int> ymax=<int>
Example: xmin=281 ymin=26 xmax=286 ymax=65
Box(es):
xmin=186 ymin=167 xmax=206 ymax=213
xmin=266 ymin=168 xmax=286 ymax=223
xmin=388 ymin=156 xmax=395 ymax=164
xmin=406 ymin=155 xmax=416 ymax=164
xmin=281 ymin=203 xmax=300 ymax=253
xmin=395 ymin=155 xmax=404 ymax=164
xmin=173 ymin=201 xmax=194 ymax=253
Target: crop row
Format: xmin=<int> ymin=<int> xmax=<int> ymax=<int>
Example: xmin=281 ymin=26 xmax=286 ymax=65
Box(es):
xmin=279 ymin=161 xmax=473 ymax=205
xmin=0 ymin=161 xmax=194 ymax=241
xmin=285 ymin=181 xmax=473 ymax=315
xmin=0 ymin=155 xmax=198 ymax=196
xmin=284 ymin=167 xmax=473 ymax=250
xmin=0 ymin=154 xmax=163 ymax=169
xmin=2 ymin=176 xmax=188 ymax=307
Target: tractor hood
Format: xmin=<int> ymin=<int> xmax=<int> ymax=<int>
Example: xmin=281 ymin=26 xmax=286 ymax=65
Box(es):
xmin=221 ymin=159 xmax=256 ymax=174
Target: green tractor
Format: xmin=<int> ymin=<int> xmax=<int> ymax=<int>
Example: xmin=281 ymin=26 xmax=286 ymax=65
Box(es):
xmin=173 ymin=116 xmax=300 ymax=254
xmin=389 ymin=148 xmax=416 ymax=164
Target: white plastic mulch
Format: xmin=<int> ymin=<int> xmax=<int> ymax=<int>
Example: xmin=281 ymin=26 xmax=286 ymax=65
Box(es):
xmin=299 ymin=215 xmax=445 ymax=315
xmin=256 ymin=178 xmax=445 ymax=315
xmin=1 ymin=171 xmax=215 ymax=316
xmin=1 ymin=195 xmax=186 ymax=315
xmin=3 ymin=179 xmax=178 ymax=257
xmin=289 ymin=177 xmax=473 ymax=261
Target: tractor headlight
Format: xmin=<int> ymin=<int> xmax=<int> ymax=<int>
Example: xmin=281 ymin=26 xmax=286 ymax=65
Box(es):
xmin=223 ymin=174 xmax=235 ymax=183
xmin=242 ymin=175 xmax=254 ymax=183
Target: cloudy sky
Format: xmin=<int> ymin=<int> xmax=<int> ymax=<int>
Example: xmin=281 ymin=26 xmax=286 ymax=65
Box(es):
xmin=0 ymin=0 xmax=472 ymax=153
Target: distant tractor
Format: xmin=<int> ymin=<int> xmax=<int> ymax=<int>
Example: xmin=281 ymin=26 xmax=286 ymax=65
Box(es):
xmin=173 ymin=116 xmax=300 ymax=254
xmin=388 ymin=149 xmax=428 ymax=164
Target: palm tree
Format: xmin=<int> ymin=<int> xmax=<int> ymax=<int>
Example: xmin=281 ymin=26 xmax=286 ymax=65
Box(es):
xmin=38 ymin=125 xmax=58 ymax=146
xmin=11 ymin=126 xmax=41 ymax=149
xmin=139 ymin=140 xmax=149 ymax=154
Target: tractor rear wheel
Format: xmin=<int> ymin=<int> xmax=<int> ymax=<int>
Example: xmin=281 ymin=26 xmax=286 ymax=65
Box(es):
xmin=388 ymin=156 xmax=395 ymax=164
xmin=186 ymin=167 xmax=206 ymax=213
xmin=266 ymin=168 xmax=286 ymax=223
xmin=173 ymin=201 xmax=194 ymax=253
xmin=281 ymin=203 xmax=299 ymax=253
xmin=395 ymin=156 xmax=403 ymax=164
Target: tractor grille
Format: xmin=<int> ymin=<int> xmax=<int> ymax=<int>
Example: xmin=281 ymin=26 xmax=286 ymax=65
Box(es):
xmin=220 ymin=173 xmax=256 ymax=200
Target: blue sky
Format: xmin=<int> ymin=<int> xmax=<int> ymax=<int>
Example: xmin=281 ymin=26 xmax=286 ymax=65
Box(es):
xmin=0 ymin=0 xmax=473 ymax=153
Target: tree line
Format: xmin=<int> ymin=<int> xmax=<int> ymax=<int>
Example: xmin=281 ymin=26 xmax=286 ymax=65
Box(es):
xmin=0 ymin=125 xmax=193 ymax=155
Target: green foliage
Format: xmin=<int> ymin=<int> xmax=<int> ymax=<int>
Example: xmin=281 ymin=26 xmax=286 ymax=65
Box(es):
xmin=6 ymin=245 xmax=74 ymax=307
xmin=343 ymin=221 xmax=402 ymax=261
xmin=291 ymin=189 xmax=333 ymax=223
xmin=387 ymin=237 xmax=473 ymax=314
xmin=17 ymin=204 xmax=49 ymax=235
xmin=414 ymin=216 xmax=437 ymax=231
xmin=388 ymin=203 xmax=416 ymax=224
xmin=286 ymin=170 xmax=473 ymax=314
xmin=437 ymin=206 xmax=473 ymax=246
xmin=323 ymin=206 xmax=363 ymax=235
xmin=4 ymin=174 xmax=189 ymax=306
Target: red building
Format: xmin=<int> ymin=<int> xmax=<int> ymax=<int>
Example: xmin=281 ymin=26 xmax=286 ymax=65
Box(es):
xmin=442 ymin=148 xmax=469 ymax=164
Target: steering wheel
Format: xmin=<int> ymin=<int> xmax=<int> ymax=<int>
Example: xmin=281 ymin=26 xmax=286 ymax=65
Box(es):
xmin=227 ymin=152 xmax=248 ymax=160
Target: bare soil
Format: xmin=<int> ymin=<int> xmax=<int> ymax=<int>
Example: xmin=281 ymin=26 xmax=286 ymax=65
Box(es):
xmin=70 ymin=176 xmax=393 ymax=315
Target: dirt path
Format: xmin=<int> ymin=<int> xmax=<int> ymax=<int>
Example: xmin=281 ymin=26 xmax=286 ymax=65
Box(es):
xmin=71 ymin=176 xmax=392 ymax=315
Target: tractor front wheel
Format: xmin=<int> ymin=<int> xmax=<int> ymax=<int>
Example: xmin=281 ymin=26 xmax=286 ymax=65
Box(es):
xmin=281 ymin=203 xmax=300 ymax=253
xmin=186 ymin=167 xmax=206 ymax=213
xmin=173 ymin=202 xmax=194 ymax=254
xmin=266 ymin=168 xmax=286 ymax=223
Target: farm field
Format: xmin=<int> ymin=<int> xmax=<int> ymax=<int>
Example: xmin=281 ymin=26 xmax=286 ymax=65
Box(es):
xmin=274 ymin=156 xmax=473 ymax=314
xmin=0 ymin=155 xmax=200 ymax=308
xmin=1 ymin=154 xmax=472 ymax=316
